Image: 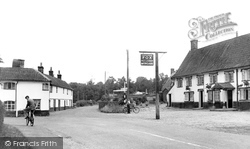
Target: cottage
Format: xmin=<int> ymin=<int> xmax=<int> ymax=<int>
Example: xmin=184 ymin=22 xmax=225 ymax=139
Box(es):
xmin=167 ymin=34 xmax=250 ymax=110
xmin=0 ymin=60 xmax=73 ymax=117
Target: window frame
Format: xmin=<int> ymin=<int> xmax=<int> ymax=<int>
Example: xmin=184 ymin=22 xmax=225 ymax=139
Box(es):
xmin=197 ymin=75 xmax=204 ymax=86
xmin=177 ymin=78 xmax=183 ymax=88
xmin=4 ymin=101 xmax=15 ymax=111
xmin=209 ymin=73 xmax=218 ymax=84
xmin=186 ymin=76 xmax=192 ymax=87
xmin=3 ymin=82 xmax=16 ymax=90
xmin=184 ymin=91 xmax=194 ymax=102
xmin=33 ymin=99 xmax=41 ymax=110
xmin=42 ymin=83 xmax=49 ymax=91
xmin=225 ymin=71 xmax=234 ymax=83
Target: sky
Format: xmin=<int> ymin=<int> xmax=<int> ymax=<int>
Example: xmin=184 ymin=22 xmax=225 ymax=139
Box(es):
xmin=0 ymin=0 xmax=250 ymax=84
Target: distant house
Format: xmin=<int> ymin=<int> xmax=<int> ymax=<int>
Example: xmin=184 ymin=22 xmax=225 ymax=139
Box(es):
xmin=168 ymin=34 xmax=250 ymax=110
xmin=0 ymin=60 xmax=73 ymax=117
xmin=161 ymin=69 xmax=175 ymax=106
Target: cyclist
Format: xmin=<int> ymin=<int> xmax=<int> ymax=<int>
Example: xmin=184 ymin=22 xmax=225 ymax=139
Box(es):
xmin=24 ymin=96 xmax=36 ymax=119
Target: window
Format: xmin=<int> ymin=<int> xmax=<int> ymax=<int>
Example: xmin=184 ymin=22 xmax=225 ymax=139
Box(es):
xmin=209 ymin=74 xmax=218 ymax=84
xmin=63 ymin=88 xmax=65 ymax=94
xmin=42 ymin=83 xmax=49 ymax=91
xmin=3 ymin=82 xmax=16 ymax=90
xmin=33 ymin=99 xmax=41 ymax=110
xmin=207 ymin=90 xmax=213 ymax=103
xmin=197 ymin=75 xmax=204 ymax=86
xmin=56 ymin=87 xmax=58 ymax=93
xmin=186 ymin=77 xmax=192 ymax=87
xmin=177 ymin=78 xmax=183 ymax=88
xmin=225 ymin=71 xmax=234 ymax=82
xmin=67 ymin=89 xmax=68 ymax=95
xmin=242 ymin=69 xmax=250 ymax=81
xmin=184 ymin=92 xmax=194 ymax=101
xmin=214 ymin=90 xmax=220 ymax=102
xmin=240 ymin=88 xmax=250 ymax=100
xmin=50 ymin=86 xmax=53 ymax=93
xmin=4 ymin=101 xmax=15 ymax=111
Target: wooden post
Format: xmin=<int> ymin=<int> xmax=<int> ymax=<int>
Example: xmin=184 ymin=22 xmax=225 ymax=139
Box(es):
xmin=139 ymin=51 xmax=167 ymax=120
xmin=155 ymin=53 xmax=160 ymax=119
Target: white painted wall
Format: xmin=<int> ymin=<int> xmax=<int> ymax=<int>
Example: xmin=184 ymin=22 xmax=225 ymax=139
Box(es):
xmin=168 ymin=68 xmax=243 ymax=104
xmin=49 ymin=86 xmax=73 ymax=108
xmin=17 ymin=81 xmax=50 ymax=111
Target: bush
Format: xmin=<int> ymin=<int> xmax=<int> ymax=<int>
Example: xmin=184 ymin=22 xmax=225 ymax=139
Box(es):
xmin=76 ymin=100 xmax=93 ymax=107
xmin=100 ymin=101 xmax=124 ymax=113
xmin=0 ymin=100 xmax=5 ymax=133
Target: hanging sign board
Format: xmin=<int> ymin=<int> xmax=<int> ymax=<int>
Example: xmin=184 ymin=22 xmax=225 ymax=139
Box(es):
xmin=141 ymin=54 xmax=154 ymax=66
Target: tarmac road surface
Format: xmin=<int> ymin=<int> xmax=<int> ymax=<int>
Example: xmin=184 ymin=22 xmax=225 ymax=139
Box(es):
xmin=4 ymin=105 xmax=250 ymax=149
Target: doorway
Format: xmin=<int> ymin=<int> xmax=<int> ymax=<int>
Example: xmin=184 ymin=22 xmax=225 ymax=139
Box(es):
xmin=168 ymin=94 xmax=172 ymax=107
xmin=199 ymin=90 xmax=204 ymax=108
xmin=227 ymin=90 xmax=233 ymax=108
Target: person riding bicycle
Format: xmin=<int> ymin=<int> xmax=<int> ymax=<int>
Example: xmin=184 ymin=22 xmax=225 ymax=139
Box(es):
xmin=24 ymin=96 xmax=36 ymax=119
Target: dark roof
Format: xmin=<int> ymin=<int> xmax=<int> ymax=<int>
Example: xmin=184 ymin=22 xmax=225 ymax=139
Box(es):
xmin=173 ymin=34 xmax=250 ymax=78
xmin=44 ymin=74 xmax=73 ymax=90
xmin=0 ymin=67 xmax=50 ymax=82
xmin=161 ymin=78 xmax=174 ymax=92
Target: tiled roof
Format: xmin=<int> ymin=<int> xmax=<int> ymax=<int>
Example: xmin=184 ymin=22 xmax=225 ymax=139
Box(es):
xmin=0 ymin=67 xmax=50 ymax=82
xmin=44 ymin=74 xmax=73 ymax=90
xmin=173 ymin=34 xmax=250 ymax=78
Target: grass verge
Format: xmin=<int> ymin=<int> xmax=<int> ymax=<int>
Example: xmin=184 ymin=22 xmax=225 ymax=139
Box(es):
xmin=0 ymin=124 xmax=33 ymax=149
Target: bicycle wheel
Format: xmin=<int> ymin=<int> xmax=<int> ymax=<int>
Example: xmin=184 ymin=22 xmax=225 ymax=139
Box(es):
xmin=26 ymin=117 xmax=29 ymax=126
xmin=133 ymin=107 xmax=140 ymax=114
xmin=123 ymin=107 xmax=128 ymax=114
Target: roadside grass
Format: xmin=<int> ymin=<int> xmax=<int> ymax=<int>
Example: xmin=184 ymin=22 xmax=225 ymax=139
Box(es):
xmin=0 ymin=124 xmax=33 ymax=149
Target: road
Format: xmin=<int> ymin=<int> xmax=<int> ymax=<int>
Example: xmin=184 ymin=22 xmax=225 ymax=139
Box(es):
xmin=4 ymin=105 xmax=250 ymax=149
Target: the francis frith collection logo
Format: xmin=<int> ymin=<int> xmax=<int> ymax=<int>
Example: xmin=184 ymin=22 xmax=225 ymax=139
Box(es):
xmin=188 ymin=12 xmax=237 ymax=41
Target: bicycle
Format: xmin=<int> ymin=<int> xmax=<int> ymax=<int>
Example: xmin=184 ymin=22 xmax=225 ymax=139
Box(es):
xmin=123 ymin=105 xmax=140 ymax=114
xmin=25 ymin=110 xmax=35 ymax=126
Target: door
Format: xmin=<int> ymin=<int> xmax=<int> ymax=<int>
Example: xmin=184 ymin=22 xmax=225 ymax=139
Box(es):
xmin=227 ymin=90 xmax=233 ymax=108
xmin=168 ymin=94 xmax=172 ymax=107
xmin=199 ymin=90 xmax=204 ymax=108
xmin=58 ymin=100 xmax=61 ymax=111
xmin=54 ymin=99 xmax=56 ymax=111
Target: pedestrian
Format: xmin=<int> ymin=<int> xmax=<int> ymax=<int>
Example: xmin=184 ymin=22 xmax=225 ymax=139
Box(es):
xmin=127 ymin=98 xmax=131 ymax=114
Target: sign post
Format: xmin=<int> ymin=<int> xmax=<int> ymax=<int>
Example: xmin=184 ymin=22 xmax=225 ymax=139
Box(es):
xmin=139 ymin=51 xmax=167 ymax=120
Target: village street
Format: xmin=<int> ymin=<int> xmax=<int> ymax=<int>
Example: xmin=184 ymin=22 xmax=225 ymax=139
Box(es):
xmin=4 ymin=105 xmax=250 ymax=149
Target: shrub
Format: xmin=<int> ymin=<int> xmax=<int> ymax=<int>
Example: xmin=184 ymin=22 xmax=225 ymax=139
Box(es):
xmin=100 ymin=101 xmax=124 ymax=113
xmin=76 ymin=100 xmax=93 ymax=107
xmin=0 ymin=100 xmax=5 ymax=133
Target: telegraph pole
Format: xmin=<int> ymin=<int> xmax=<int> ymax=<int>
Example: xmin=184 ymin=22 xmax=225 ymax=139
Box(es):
xmin=139 ymin=51 xmax=167 ymax=120
xmin=127 ymin=50 xmax=130 ymax=113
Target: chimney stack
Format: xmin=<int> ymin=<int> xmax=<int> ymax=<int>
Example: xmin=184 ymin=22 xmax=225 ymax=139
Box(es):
xmin=49 ymin=67 xmax=54 ymax=77
xmin=57 ymin=70 xmax=62 ymax=79
xmin=38 ymin=63 xmax=44 ymax=73
xmin=12 ymin=59 xmax=24 ymax=68
xmin=191 ymin=40 xmax=198 ymax=50
xmin=171 ymin=68 xmax=175 ymax=75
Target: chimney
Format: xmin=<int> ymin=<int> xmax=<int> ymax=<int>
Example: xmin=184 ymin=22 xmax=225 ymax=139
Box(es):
xmin=171 ymin=68 xmax=175 ymax=75
xmin=12 ymin=59 xmax=24 ymax=68
xmin=38 ymin=63 xmax=44 ymax=73
xmin=49 ymin=67 xmax=54 ymax=77
xmin=191 ymin=40 xmax=198 ymax=50
xmin=57 ymin=70 xmax=62 ymax=80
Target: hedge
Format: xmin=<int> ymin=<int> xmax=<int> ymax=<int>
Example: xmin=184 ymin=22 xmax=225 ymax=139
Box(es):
xmin=0 ymin=100 xmax=5 ymax=133
xmin=99 ymin=101 xmax=124 ymax=113
xmin=76 ymin=100 xmax=93 ymax=107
